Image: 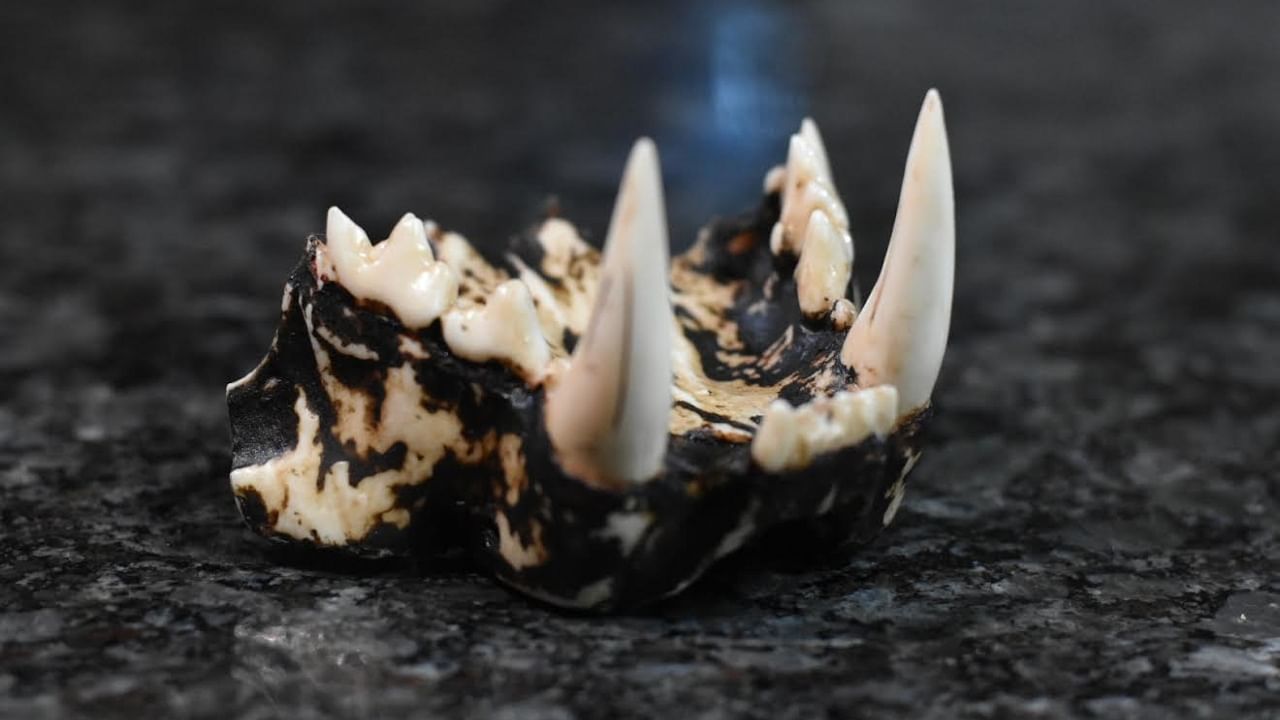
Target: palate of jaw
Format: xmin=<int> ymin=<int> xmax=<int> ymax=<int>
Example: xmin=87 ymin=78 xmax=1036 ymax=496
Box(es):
xmin=226 ymin=90 xmax=952 ymax=607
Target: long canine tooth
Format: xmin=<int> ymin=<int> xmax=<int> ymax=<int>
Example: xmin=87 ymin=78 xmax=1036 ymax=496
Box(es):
xmin=544 ymin=139 xmax=673 ymax=487
xmin=794 ymin=209 xmax=853 ymax=319
xmin=841 ymin=89 xmax=954 ymax=413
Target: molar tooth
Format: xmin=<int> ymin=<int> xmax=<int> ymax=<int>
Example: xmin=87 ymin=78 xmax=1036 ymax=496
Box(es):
xmin=380 ymin=212 xmax=434 ymax=262
xmin=322 ymin=207 xmax=458 ymax=329
xmin=544 ymin=139 xmax=674 ymax=487
xmin=794 ymin=209 xmax=853 ymax=319
xmin=442 ymin=279 xmax=551 ymax=383
xmin=841 ymin=89 xmax=954 ymax=414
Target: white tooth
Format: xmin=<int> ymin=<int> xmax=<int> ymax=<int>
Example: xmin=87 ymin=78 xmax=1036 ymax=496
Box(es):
xmin=322 ymin=207 xmax=458 ymax=329
xmin=774 ymin=120 xmax=850 ymax=258
xmin=794 ymin=209 xmax=853 ymax=319
xmin=544 ymin=139 xmax=673 ymax=486
xmin=379 ymin=212 xmax=434 ymax=262
xmin=762 ymin=165 xmax=787 ymax=195
xmin=442 ymin=279 xmax=551 ymax=383
xmin=751 ymin=386 xmax=899 ymax=473
xmin=326 ymin=206 xmax=372 ymax=257
xmin=831 ymin=298 xmax=856 ymax=331
xmin=799 ymin=118 xmax=833 ymax=184
xmin=841 ymin=89 xmax=954 ymax=413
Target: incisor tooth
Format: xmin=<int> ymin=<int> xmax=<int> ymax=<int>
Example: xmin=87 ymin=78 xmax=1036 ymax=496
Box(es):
xmin=794 ymin=209 xmax=853 ymax=319
xmin=544 ymin=139 xmax=674 ymax=487
xmin=751 ymin=386 xmax=899 ymax=473
xmin=841 ymin=89 xmax=954 ymax=414
xmin=324 ymin=208 xmax=458 ymax=329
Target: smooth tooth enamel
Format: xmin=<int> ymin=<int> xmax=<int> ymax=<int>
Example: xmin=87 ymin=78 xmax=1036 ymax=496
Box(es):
xmin=841 ymin=89 xmax=954 ymax=414
xmin=799 ymin=117 xmax=834 ymax=185
xmin=441 ymin=279 xmax=552 ymax=383
xmin=831 ymin=298 xmax=856 ymax=331
xmin=767 ymin=118 xmax=856 ymax=322
xmin=794 ymin=209 xmax=854 ymax=319
xmin=544 ymin=138 xmax=674 ymax=487
xmin=750 ymin=386 xmax=899 ymax=473
xmin=774 ymin=134 xmax=825 ymax=256
xmin=323 ymin=208 xmax=459 ymax=329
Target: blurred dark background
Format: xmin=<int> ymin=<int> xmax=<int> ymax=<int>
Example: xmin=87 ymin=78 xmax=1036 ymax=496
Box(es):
xmin=2 ymin=1 xmax=1279 ymax=717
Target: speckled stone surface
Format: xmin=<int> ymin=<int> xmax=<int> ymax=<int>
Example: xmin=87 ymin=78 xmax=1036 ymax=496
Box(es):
xmin=2 ymin=1 xmax=1279 ymax=718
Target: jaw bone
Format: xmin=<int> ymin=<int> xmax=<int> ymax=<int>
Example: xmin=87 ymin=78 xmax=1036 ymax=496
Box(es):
xmin=543 ymin=139 xmax=675 ymax=488
xmin=841 ymin=89 xmax=955 ymax=414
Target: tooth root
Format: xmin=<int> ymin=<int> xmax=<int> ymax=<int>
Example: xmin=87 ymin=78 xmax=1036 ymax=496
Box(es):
xmin=794 ymin=209 xmax=853 ymax=319
xmin=841 ymin=89 xmax=954 ymax=413
xmin=544 ymin=139 xmax=673 ymax=487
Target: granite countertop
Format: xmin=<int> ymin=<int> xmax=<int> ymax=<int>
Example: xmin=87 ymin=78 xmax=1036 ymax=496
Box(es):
xmin=2 ymin=2 xmax=1279 ymax=718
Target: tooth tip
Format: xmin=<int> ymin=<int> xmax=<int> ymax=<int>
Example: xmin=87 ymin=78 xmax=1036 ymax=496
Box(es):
xmin=626 ymin=138 xmax=662 ymax=184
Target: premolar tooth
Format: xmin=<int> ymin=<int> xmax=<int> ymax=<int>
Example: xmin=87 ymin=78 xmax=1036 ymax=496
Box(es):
xmin=773 ymin=120 xmax=850 ymax=258
xmin=841 ymin=89 xmax=954 ymax=413
xmin=799 ymin=117 xmax=833 ymax=185
xmin=442 ymin=279 xmax=551 ymax=383
xmin=323 ymin=207 xmax=458 ymax=328
xmin=544 ymin=139 xmax=673 ymax=487
xmin=794 ymin=209 xmax=853 ymax=319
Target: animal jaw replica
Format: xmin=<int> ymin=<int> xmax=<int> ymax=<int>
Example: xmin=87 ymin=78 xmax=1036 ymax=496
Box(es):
xmin=226 ymin=90 xmax=954 ymax=610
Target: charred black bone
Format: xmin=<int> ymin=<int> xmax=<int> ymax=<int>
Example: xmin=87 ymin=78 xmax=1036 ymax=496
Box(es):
xmin=226 ymin=91 xmax=954 ymax=609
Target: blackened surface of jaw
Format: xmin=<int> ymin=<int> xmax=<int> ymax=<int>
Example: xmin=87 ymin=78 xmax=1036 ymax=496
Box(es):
xmin=226 ymin=191 xmax=926 ymax=610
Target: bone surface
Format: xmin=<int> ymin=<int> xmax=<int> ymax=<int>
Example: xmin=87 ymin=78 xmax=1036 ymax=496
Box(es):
xmin=543 ymin=138 xmax=674 ymax=487
xmin=841 ymin=89 xmax=954 ymax=414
